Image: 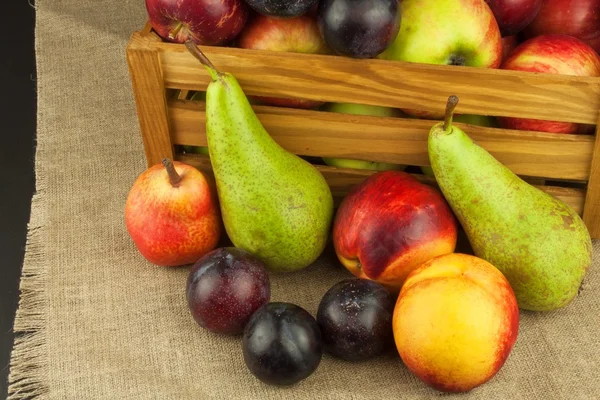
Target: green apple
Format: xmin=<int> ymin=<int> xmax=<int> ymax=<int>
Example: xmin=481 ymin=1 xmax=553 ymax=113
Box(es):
xmin=322 ymin=157 xmax=405 ymax=171
xmin=182 ymin=145 xmax=210 ymax=155
xmin=454 ymin=114 xmax=498 ymax=128
xmin=322 ymin=102 xmax=405 ymax=171
xmin=379 ymin=0 xmax=502 ymax=68
xmin=323 ymin=102 xmax=402 ymax=118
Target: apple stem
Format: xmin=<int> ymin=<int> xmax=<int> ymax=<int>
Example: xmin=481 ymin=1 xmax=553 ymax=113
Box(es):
xmin=185 ymin=40 xmax=221 ymax=82
xmin=162 ymin=158 xmax=182 ymax=187
xmin=168 ymin=23 xmax=183 ymax=40
xmin=443 ymin=95 xmax=459 ymax=132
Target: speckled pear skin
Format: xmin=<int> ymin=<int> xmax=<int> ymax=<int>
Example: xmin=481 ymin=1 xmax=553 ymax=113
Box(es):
xmin=204 ymin=72 xmax=334 ymax=273
xmin=428 ymin=121 xmax=592 ymax=311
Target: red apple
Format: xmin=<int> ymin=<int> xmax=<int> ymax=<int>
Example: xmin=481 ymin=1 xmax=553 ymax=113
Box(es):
xmin=499 ymin=34 xmax=600 ymax=133
xmin=502 ymin=35 xmax=520 ymax=61
xmin=145 ymin=0 xmax=249 ymax=45
xmin=332 ymin=171 xmax=458 ymax=293
xmin=524 ymin=0 xmax=600 ymax=53
xmin=237 ymin=14 xmax=329 ymax=109
xmin=484 ymin=0 xmax=542 ymax=36
xmin=125 ymin=159 xmax=222 ymax=267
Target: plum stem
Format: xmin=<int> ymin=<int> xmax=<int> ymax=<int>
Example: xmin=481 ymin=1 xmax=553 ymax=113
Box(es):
xmin=168 ymin=23 xmax=183 ymax=40
xmin=443 ymin=95 xmax=459 ymax=132
xmin=185 ymin=40 xmax=221 ymax=82
xmin=162 ymin=158 xmax=182 ymax=187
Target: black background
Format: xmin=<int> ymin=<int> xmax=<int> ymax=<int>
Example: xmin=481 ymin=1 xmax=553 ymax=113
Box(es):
xmin=1 ymin=1 xmax=37 ymax=397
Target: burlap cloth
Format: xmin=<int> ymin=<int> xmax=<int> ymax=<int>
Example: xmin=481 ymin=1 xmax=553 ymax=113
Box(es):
xmin=8 ymin=0 xmax=600 ymax=398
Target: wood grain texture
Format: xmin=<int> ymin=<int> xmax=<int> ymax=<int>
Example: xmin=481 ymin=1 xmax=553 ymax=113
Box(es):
xmin=168 ymin=99 xmax=594 ymax=181
xmin=583 ymin=121 xmax=600 ymax=238
xmin=126 ymin=32 xmax=173 ymax=167
xmin=175 ymin=153 xmax=586 ymax=215
xmin=154 ymin=41 xmax=600 ymax=124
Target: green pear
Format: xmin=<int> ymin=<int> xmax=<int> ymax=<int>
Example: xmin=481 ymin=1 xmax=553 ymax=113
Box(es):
xmin=421 ymin=114 xmax=497 ymax=176
xmin=428 ymin=96 xmax=592 ymax=311
xmin=185 ymin=42 xmax=334 ymax=273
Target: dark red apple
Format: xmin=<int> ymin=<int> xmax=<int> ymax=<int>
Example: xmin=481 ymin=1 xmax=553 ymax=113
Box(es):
xmin=332 ymin=171 xmax=458 ymax=293
xmin=524 ymin=0 xmax=600 ymax=53
xmin=237 ymin=14 xmax=329 ymax=109
xmin=484 ymin=0 xmax=542 ymax=36
xmin=186 ymin=247 xmax=270 ymax=335
xmin=145 ymin=0 xmax=249 ymax=45
xmin=499 ymin=34 xmax=600 ymax=133
xmin=502 ymin=35 xmax=520 ymax=61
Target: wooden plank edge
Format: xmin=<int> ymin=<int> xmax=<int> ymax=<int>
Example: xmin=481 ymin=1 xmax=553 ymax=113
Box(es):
xmin=167 ymin=99 xmax=594 ymax=182
xmin=154 ymin=42 xmax=600 ymax=124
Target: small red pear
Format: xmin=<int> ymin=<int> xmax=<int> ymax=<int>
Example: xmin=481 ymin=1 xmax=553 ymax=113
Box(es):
xmin=125 ymin=159 xmax=221 ymax=267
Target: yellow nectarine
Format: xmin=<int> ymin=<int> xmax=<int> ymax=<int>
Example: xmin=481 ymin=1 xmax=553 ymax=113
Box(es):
xmin=392 ymin=253 xmax=519 ymax=393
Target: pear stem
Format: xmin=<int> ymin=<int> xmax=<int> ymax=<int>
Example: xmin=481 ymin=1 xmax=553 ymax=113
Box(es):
xmin=185 ymin=40 xmax=220 ymax=81
xmin=162 ymin=158 xmax=182 ymax=187
xmin=443 ymin=95 xmax=459 ymax=132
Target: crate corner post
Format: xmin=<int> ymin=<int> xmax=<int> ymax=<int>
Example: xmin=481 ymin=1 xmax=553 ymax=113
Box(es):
xmin=126 ymin=29 xmax=174 ymax=168
xmin=583 ymin=116 xmax=600 ymax=240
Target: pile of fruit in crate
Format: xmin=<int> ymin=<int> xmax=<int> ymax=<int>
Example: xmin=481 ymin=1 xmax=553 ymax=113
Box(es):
xmin=145 ymin=0 xmax=600 ymax=172
xmin=124 ymin=9 xmax=594 ymax=387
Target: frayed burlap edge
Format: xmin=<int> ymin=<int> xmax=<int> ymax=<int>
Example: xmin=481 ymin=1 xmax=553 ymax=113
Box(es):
xmin=7 ymin=7 xmax=50 ymax=396
xmin=7 ymin=167 xmax=50 ymax=400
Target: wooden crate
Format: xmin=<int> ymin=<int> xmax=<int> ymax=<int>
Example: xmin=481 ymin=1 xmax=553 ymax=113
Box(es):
xmin=126 ymin=23 xmax=600 ymax=239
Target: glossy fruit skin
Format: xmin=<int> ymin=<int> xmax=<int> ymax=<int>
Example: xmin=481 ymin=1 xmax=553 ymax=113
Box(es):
xmin=379 ymin=0 xmax=502 ymax=68
xmin=244 ymin=0 xmax=319 ymax=18
xmin=501 ymin=35 xmax=519 ymax=61
xmin=242 ymin=302 xmax=323 ymax=385
xmin=524 ymin=0 xmax=600 ymax=53
xmin=499 ymin=34 xmax=600 ymax=133
xmin=145 ymin=0 xmax=249 ymax=45
xmin=393 ymin=253 xmax=519 ymax=392
xmin=186 ymin=247 xmax=270 ymax=335
xmin=317 ymin=0 xmax=401 ymax=58
xmin=333 ymin=170 xmax=458 ymax=292
xmin=125 ymin=161 xmax=221 ymax=267
xmin=317 ymin=279 xmax=394 ymax=361
xmin=484 ymin=0 xmax=542 ymax=36
xmin=237 ymin=14 xmax=329 ymax=109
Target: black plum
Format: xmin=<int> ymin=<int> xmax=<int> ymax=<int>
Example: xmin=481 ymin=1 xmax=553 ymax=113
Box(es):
xmin=186 ymin=247 xmax=270 ymax=335
xmin=242 ymin=302 xmax=323 ymax=386
xmin=317 ymin=0 xmax=401 ymax=58
xmin=244 ymin=0 xmax=319 ymax=18
xmin=317 ymin=278 xmax=394 ymax=361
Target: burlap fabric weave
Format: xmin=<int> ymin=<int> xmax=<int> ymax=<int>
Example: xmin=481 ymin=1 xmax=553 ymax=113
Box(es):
xmin=9 ymin=0 xmax=600 ymax=398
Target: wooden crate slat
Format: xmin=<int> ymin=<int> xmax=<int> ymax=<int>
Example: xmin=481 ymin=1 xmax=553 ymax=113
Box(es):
xmin=126 ymin=32 xmax=174 ymax=167
xmin=154 ymin=42 xmax=600 ymax=125
xmin=168 ymin=99 xmax=594 ymax=181
xmin=175 ymin=153 xmax=586 ymax=215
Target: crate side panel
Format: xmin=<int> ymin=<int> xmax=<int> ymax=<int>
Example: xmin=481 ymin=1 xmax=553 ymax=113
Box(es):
xmin=168 ymin=100 xmax=594 ymax=181
xmin=156 ymin=43 xmax=600 ymax=125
